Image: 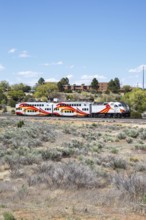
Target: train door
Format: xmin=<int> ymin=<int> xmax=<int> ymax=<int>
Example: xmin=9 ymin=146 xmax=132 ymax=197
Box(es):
xmin=89 ymin=103 xmax=92 ymax=117
xmin=114 ymin=104 xmax=118 ymax=114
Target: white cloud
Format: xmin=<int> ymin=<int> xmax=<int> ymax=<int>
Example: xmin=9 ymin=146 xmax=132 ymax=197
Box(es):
xmin=42 ymin=63 xmax=49 ymax=66
xmin=8 ymin=48 xmax=17 ymax=53
xmin=66 ymin=74 xmax=73 ymax=79
xmin=19 ymin=50 xmax=30 ymax=58
xmin=81 ymin=74 xmax=106 ymax=81
xmin=129 ymin=64 xmax=146 ymax=73
xmin=0 ymin=64 xmax=5 ymax=71
xmin=17 ymin=71 xmax=40 ymax=77
xmin=56 ymin=61 xmax=63 ymax=65
xmin=45 ymin=78 xmax=58 ymax=82
xmin=69 ymin=65 xmax=74 ymax=69
xmin=42 ymin=61 xmax=63 ymax=66
xmin=74 ymin=74 xmax=107 ymax=85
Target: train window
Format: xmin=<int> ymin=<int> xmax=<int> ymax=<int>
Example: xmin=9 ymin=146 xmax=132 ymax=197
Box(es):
xmin=65 ymin=110 xmax=73 ymax=113
xmin=82 ymin=108 xmax=88 ymax=111
xmin=114 ymin=105 xmax=118 ymax=107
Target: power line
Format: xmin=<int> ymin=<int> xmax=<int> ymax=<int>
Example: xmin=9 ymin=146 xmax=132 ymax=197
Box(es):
xmin=143 ymin=66 xmax=144 ymax=89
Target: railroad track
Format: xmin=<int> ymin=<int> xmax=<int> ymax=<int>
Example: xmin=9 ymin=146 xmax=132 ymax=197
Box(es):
xmin=1 ymin=114 xmax=146 ymax=125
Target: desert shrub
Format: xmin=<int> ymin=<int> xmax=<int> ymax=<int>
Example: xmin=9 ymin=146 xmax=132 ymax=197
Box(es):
xmin=61 ymin=147 xmax=75 ymax=157
xmin=112 ymin=173 xmax=146 ymax=201
xmin=110 ymin=157 xmax=127 ymax=170
xmin=97 ymin=142 xmax=104 ymax=149
xmin=135 ymin=145 xmax=146 ymax=151
xmin=11 ymin=168 xmax=25 ymax=178
xmin=27 ymin=161 xmax=105 ymax=189
xmin=63 ymin=125 xmax=77 ymax=135
xmin=129 ymin=157 xmax=139 ymax=163
xmin=0 ymin=122 xmax=56 ymax=149
xmin=140 ymin=130 xmax=146 ymax=140
xmin=117 ymin=132 xmax=126 ymax=140
xmin=16 ymin=184 xmax=28 ymax=200
xmin=130 ymin=111 xmax=142 ymax=118
xmin=136 ymin=162 xmax=146 ymax=172
xmin=0 ymin=182 xmax=14 ymax=193
xmin=126 ymin=137 xmax=133 ymax=144
xmin=85 ymin=133 xmax=97 ymax=141
xmin=41 ymin=149 xmax=62 ymax=161
xmin=62 ymin=140 xmax=83 ymax=149
xmin=85 ymin=158 xmax=95 ymax=168
xmin=3 ymin=107 xmax=7 ymax=113
xmin=11 ymin=109 xmax=15 ymax=114
xmin=0 ymin=119 xmax=16 ymax=128
xmin=5 ymin=153 xmax=41 ymax=168
xmin=17 ymin=120 xmax=24 ymax=128
xmin=3 ymin=212 xmax=16 ymax=220
xmin=111 ymin=148 xmax=118 ymax=154
xmin=125 ymin=129 xmax=139 ymax=138
xmin=91 ymin=123 xmax=99 ymax=127
xmin=92 ymin=146 xmax=100 ymax=153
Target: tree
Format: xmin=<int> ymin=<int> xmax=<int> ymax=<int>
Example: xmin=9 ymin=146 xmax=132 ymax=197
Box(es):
xmin=38 ymin=77 xmax=45 ymax=85
xmin=0 ymin=89 xmax=7 ymax=104
xmin=108 ymin=77 xmax=120 ymax=93
xmin=57 ymin=81 xmax=64 ymax=92
xmin=122 ymin=85 xmax=132 ymax=93
xmin=122 ymin=88 xmax=146 ymax=114
xmin=90 ymin=78 xmax=99 ymax=91
xmin=0 ymin=81 xmax=10 ymax=91
xmin=34 ymin=82 xmax=58 ymax=98
xmin=11 ymin=83 xmax=31 ymax=92
xmin=60 ymin=77 xmax=69 ymax=85
xmin=8 ymin=90 xmax=25 ymax=101
xmin=57 ymin=77 xmax=69 ymax=92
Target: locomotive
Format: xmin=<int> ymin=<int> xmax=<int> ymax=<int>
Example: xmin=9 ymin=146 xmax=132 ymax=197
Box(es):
xmin=15 ymin=101 xmax=130 ymax=118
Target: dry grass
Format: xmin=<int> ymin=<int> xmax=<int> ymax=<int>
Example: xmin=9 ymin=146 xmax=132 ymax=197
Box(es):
xmin=0 ymin=117 xmax=146 ymax=219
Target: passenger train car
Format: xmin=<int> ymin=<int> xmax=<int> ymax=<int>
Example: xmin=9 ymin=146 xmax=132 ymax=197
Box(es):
xmin=15 ymin=101 xmax=130 ymax=117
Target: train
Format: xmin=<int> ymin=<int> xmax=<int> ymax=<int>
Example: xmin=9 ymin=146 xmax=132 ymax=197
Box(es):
xmin=15 ymin=101 xmax=130 ymax=118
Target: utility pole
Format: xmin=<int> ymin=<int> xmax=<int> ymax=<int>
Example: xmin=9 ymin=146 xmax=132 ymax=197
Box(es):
xmin=143 ymin=66 xmax=145 ymax=90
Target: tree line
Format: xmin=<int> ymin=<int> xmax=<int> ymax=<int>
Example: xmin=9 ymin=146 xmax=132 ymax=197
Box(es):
xmin=0 ymin=77 xmax=145 ymax=117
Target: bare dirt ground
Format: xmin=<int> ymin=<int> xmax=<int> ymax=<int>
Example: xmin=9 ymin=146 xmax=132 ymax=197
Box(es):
xmin=0 ymin=118 xmax=146 ymax=220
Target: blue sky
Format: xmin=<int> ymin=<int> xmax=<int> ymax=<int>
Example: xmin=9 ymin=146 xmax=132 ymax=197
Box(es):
xmin=0 ymin=0 xmax=146 ymax=87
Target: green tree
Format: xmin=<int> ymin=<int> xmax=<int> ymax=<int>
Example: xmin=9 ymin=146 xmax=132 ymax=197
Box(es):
xmin=11 ymin=83 xmax=31 ymax=92
xmin=60 ymin=77 xmax=69 ymax=85
xmin=0 ymin=80 xmax=10 ymax=91
xmin=57 ymin=77 xmax=69 ymax=92
xmin=57 ymin=81 xmax=64 ymax=92
xmin=90 ymin=78 xmax=99 ymax=90
xmin=122 ymin=88 xmax=146 ymax=113
xmin=8 ymin=90 xmax=25 ymax=101
xmin=122 ymin=85 xmax=132 ymax=93
xmin=108 ymin=77 xmax=120 ymax=93
xmin=0 ymin=89 xmax=7 ymax=104
xmin=34 ymin=82 xmax=58 ymax=98
xmin=38 ymin=77 xmax=45 ymax=85
xmin=8 ymin=99 xmax=16 ymax=107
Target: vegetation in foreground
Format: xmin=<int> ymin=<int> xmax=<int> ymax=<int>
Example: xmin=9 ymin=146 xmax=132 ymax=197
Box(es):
xmin=0 ymin=118 xmax=146 ymax=219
